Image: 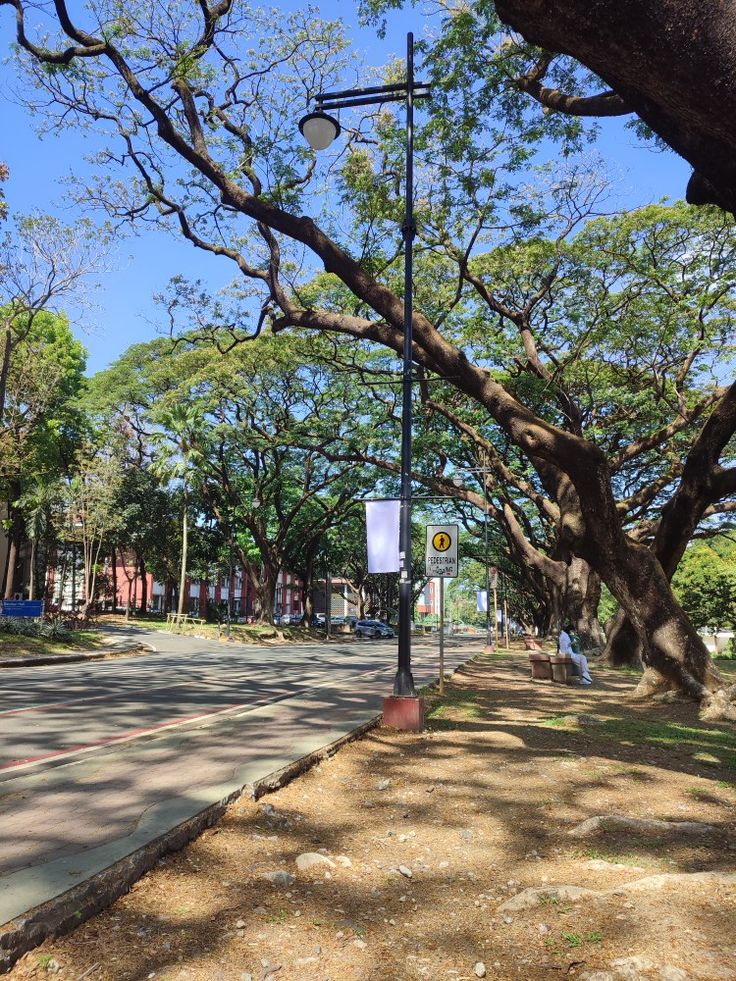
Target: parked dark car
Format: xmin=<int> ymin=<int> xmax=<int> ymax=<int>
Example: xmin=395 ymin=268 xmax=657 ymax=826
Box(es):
xmin=354 ymin=619 xmax=395 ymax=639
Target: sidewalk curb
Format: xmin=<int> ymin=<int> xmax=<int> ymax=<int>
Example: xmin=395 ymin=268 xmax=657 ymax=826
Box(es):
xmin=0 ymin=643 xmax=156 ymax=669
xmin=0 ymin=714 xmax=381 ymax=972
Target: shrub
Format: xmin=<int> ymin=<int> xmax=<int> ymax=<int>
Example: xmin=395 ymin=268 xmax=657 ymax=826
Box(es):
xmin=0 ymin=616 xmax=72 ymax=643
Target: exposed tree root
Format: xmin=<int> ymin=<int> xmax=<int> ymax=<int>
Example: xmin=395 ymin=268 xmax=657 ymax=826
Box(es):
xmin=567 ymin=814 xmax=719 ymax=839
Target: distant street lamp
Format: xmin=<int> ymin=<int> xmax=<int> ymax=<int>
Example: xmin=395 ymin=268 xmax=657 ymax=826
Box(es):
xmin=299 ymin=34 xmax=430 ymax=704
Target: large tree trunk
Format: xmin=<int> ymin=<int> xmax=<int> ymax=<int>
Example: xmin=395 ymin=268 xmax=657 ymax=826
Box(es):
xmin=0 ymin=326 xmax=13 ymax=428
xmin=251 ymin=563 xmax=279 ymax=625
xmin=302 ymin=553 xmax=316 ymax=622
xmin=28 ymin=538 xmax=36 ymax=600
xmin=138 ymin=555 xmax=147 ymax=614
xmin=494 ymin=0 xmax=736 ymax=214
xmin=177 ymin=499 xmax=188 ymax=618
xmin=603 ymin=608 xmax=643 ymax=668
xmin=604 ymin=540 xmax=722 ymax=701
xmin=111 ymin=549 xmax=117 ymax=612
xmin=565 ymin=557 xmax=606 ymax=651
xmin=3 ymin=502 xmax=23 ymax=600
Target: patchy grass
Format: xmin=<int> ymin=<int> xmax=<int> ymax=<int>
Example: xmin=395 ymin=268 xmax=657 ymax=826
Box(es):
xmin=581 ymin=846 xmax=657 ymax=869
xmin=100 ymin=614 xmax=345 ymax=646
xmin=0 ymin=631 xmax=104 ymax=659
xmin=715 ymin=657 xmax=736 ymax=678
xmin=595 ymin=717 xmax=736 ymax=769
xmin=542 ymin=715 xmax=576 ymax=728
xmin=425 ymin=686 xmax=484 ymax=725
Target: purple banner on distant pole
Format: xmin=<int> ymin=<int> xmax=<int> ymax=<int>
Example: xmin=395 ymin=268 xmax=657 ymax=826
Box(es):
xmin=365 ymin=500 xmax=400 ymax=573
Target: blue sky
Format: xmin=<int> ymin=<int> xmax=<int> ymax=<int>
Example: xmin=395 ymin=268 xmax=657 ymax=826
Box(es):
xmin=0 ymin=1 xmax=691 ymax=375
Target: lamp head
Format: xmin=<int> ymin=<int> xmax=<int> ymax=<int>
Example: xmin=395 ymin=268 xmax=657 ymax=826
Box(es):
xmin=452 ymin=475 xmax=464 ymax=488
xmin=299 ymin=110 xmax=340 ymax=151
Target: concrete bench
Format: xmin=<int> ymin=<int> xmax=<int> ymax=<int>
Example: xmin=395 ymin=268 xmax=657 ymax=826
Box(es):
xmin=523 ymin=634 xmax=544 ymax=651
xmin=529 ymin=652 xmax=582 ymax=683
xmin=528 ymin=652 xmax=552 ymax=681
xmin=549 ymin=654 xmax=581 ymax=684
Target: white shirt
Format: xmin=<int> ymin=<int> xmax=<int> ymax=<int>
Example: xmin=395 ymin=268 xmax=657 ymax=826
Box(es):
xmin=558 ymin=630 xmax=573 ymax=655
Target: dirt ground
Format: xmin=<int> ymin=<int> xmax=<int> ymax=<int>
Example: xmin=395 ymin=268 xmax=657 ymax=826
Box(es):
xmin=8 ymin=652 xmax=736 ymax=981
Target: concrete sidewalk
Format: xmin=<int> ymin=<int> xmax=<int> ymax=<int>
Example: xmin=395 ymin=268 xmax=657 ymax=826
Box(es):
xmin=0 ymin=639 xmax=478 ymax=970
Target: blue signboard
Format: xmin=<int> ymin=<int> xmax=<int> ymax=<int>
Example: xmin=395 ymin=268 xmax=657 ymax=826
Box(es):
xmin=1 ymin=600 xmax=44 ymax=618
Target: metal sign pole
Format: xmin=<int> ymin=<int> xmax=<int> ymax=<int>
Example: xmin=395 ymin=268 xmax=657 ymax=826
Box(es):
xmin=439 ymin=577 xmax=445 ymax=695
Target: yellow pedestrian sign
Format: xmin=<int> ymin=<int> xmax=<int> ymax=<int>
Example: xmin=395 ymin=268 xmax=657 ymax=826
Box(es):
xmin=426 ymin=524 xmax=458 ymax=577
xmin=432 ymin=531 xmax=451 ymax=552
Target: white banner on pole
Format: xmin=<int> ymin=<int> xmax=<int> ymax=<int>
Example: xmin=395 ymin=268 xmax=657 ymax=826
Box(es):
xmin=476 ymin=590 xmax=488 ymax=613
xmin=365 ymin=500 xmax=400 ymax=573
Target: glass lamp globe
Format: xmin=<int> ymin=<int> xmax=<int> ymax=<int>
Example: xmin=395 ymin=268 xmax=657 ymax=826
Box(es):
xmin=298 ymin=110 xmax=341 ymax=151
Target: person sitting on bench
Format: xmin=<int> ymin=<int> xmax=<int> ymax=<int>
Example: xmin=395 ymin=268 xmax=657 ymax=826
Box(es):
xmin=558 ymin=624 xmax=593 ymax=685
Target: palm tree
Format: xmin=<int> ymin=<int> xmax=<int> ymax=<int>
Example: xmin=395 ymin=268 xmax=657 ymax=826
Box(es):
xmin=18 ymin=479 xmax=60 ymax=600
xmin=150 ymin=403 xmax=205 ymax=618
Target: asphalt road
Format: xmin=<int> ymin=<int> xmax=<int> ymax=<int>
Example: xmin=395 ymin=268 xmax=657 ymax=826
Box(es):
xmin=0 ymin=627 xmax=477 ymax=926
xmin=0 ymin=628 xmax=466 ymax=774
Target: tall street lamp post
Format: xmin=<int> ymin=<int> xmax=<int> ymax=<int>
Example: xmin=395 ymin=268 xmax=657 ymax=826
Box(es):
xmin=299 ymin=34 xmax=430 ymax=711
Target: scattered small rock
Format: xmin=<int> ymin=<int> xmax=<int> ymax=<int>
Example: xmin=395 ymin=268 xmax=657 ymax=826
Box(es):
xmin=335 ymin=855 xmax=352 ymax=868
xmin=261 ymin=870 xmax=296 ymax=887
xmin=259 ymin=803 xmax=291 ymax=829
xmin=377 ymin=779 xmax=391 ymax=790
xmin=398 ymin=865 xmax=413 ymax=878
xmin=235 ymin=919 xmax=246 ymax=929
xmin=353 ymin=938 xmax=367 ymax=950
xmin=460 ymin=829 xmax=474 ymax=840
xmin=474 ymin=962 xmax=487 ymax=978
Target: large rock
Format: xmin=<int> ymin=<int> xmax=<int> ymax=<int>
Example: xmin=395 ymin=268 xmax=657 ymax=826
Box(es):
xmin=295 ymin=852 xmax=336 ymax=872
xmin=497 ymin=884 xmax=600 ymax=912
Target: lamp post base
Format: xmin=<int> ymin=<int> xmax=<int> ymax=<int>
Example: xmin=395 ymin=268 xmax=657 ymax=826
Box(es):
xmin=483 ymin=644 xmax=495 ymax=655
xmin=383 ymin=695 xmax=425 ymax=732
xmin=392 ymin=666 xmax=416 ymax=697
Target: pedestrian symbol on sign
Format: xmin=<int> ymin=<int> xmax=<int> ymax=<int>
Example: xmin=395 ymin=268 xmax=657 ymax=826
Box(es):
xmin=426 ymin=524 xmax=458 ymax=578
xmin=432 ymin=531 xmax=451 ymax=552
